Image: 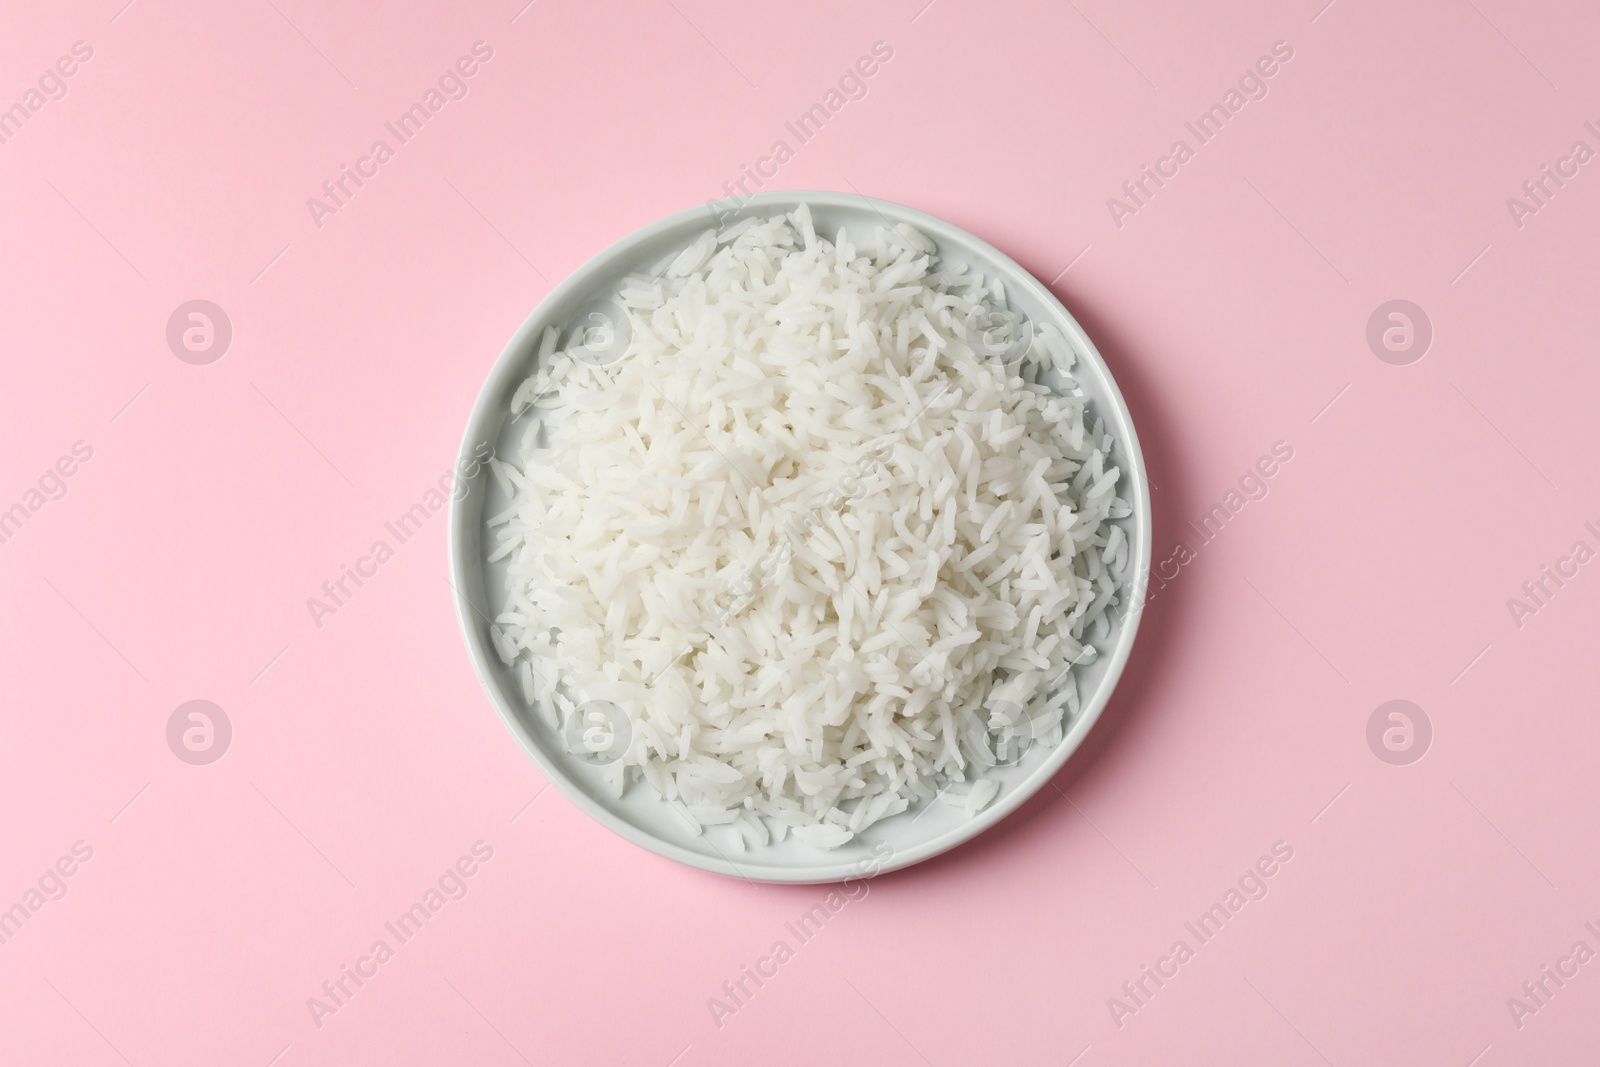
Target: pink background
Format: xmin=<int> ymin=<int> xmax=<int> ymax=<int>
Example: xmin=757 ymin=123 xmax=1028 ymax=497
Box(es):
xmin=3 ymin=0 xmax=1598 ymax=1063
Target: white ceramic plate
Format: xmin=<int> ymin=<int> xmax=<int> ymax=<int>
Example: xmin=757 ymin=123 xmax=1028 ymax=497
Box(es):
xmin=449 ymin=191 xmax=1150 ymax=883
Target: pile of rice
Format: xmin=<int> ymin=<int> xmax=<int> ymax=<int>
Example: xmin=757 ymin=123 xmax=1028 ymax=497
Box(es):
xmin=486 ymin=205 xmax=1129 ymax=850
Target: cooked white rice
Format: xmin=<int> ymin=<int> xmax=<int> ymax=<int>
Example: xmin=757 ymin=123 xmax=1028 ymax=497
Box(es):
xmin=488 ymin=205 xmax=1129 ymax=851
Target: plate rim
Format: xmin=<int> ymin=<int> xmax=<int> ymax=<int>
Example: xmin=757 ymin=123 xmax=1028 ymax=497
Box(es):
xmin=448 ymin=189 xmax=1153 ymax=884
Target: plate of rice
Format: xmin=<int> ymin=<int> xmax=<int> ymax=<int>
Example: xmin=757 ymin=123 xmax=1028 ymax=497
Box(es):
xmin=449 ymin=191 xmax=1150 ymax=883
